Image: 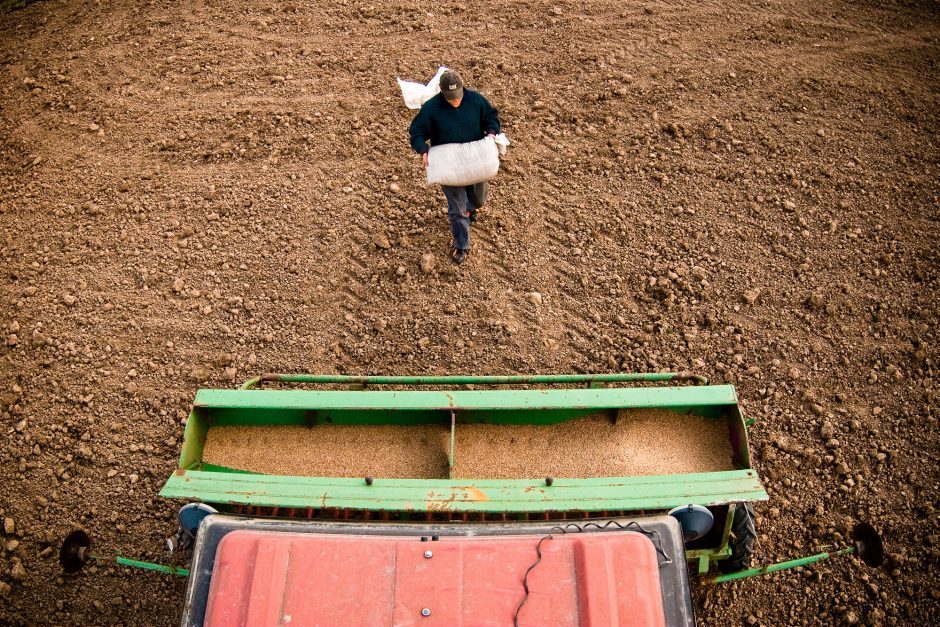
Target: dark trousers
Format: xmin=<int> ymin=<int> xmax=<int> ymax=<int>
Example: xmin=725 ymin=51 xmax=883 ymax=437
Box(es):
xmin=442 ymin=182 xmax=487 ymax=250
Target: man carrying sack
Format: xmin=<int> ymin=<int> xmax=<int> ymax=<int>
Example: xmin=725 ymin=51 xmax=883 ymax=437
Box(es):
xmin=408 ymin=70 xmax=501 ymax=265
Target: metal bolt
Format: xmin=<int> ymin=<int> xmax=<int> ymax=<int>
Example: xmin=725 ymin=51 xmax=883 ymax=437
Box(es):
xmin=421 ymin=608 xmax=431 ymax=617
xmin=545 ymin=476 xmax=554 ymax=486
xmin=424 ymin=550 xmax=433 ymax=558
xmin=364 ymin=476 xmax=373 ymax=486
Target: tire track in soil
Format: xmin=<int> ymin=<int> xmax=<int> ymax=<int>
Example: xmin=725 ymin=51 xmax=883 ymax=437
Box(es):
xmin=332 ymin=228 xmax=374 ymax=364
xmin=303 ymin=178 xmax=556 ymax=375
xmin=542 ymin=205 xmax=607 ymax=371
xmin=460 ymin=173 xmax=597 ymax=373
xmin=462 ymin=177 xmax=568 ymax=371
xmin=295 ymin=183 xmax=375 ymax=370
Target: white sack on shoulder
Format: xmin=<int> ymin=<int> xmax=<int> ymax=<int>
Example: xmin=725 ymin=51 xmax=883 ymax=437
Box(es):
xmin=426 ymin=136 xmax=500 ymax=187
xmin=397 ymin=66 xmax=449 ymax=110
xmin=493 ymin=132 xmax=510 ymax=156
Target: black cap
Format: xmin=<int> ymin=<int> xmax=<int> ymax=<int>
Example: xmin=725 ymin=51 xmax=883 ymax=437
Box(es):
xmin=439 ymin=70 xmax=464 ymax=101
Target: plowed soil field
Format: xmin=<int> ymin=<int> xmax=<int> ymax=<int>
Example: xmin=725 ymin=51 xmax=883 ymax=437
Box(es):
xmin=1 ymin=0 xmax=938 ymax=624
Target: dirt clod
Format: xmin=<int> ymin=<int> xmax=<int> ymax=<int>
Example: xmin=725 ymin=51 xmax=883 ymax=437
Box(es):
xmin=420 ymin=253 xmax=436 ymax=274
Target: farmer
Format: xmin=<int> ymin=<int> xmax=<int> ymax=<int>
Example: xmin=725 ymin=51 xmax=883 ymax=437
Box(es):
xmin=409 ymin=70 xmax=501 ymax=264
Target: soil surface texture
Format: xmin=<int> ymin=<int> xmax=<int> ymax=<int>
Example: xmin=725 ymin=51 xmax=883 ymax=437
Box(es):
xmin=0 ymin=0 xmax=938 ymax=625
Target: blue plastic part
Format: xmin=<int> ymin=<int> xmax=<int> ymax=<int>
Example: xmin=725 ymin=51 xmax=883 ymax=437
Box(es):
xmin=668 ymin=504 xmax=715 ymax=542
xmin=178 ymin=503 xmax=218 ymax=538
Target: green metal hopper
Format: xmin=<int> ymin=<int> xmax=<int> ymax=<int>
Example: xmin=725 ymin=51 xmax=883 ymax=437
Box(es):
xmin=160 ymin=373 xmax=768 ymax=573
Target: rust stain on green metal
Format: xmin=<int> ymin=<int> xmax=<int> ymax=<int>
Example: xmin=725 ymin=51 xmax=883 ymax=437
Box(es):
xmin=523 ymin=486 xmax=546 ymax=494
xmin=465 ymin=486 xmax=489 ymax=501
xmin=424 ymin=485 xmax=490 ymax=511
xmin=426 ymin=500 xmax=453 ymax=512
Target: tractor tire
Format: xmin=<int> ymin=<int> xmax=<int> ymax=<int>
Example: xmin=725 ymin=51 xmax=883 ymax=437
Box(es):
xmin=718 ymin=503 xmax=757 ymax=573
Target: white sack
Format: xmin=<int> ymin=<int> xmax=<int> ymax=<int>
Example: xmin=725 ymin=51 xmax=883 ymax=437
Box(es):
xmin=426 ymin=136 xmax=500 ymax=187
xmin=397 ymin=66 xmax=449 ymax=110
xmin=493 ymin=132 xmax=511 ymax=156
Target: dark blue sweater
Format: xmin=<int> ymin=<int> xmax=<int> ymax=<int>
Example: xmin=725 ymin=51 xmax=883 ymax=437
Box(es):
xmin=409 ymin=90 xmax=501 ymax=154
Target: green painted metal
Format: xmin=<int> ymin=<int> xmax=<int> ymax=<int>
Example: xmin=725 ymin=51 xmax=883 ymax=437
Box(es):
xmin=196 ymin=386 xmax=737 ymax=413
xmin=162 ymin=374 xmax=767 ymax=574
xmin=719 ymin=503 xmax=738 ymax=560
xmin=115 ymin=556 xmax=190 ymax=577
xmin=197 ymin=463 xmax=254 ymax=474
xmin=159 ymin=468 xmax=767 ymax=512
xmin=686 ymin=546 xmax=732 ymax=562
xmin=178 ymin=408 xmax=208 ymax=470
xmin=705 ymin=547 xmax=855 ymax=583
xmin=240 ymin=372 xmax=710 ymax=390
xmin=728 ymin=407 xmax=751 ymax=468
xmin=196 ymin=386 xmax=736 ymax=432
xmin=697 ymin=555 xmax=710 ymax=575
xmin=685 ymin=503 xmax=740 ymax=572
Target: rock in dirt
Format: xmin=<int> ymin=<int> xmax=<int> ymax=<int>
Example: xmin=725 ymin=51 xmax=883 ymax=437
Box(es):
xmin=743 ymin=289 xmax=761 ymax=305
xmin=373 ymin=234 xmax=391 ymax=250
xmin=62 ymin=294 xmax=76 ymax=307
xmin=420 ymin=253 xmax=435 ymax=274
xmin=806 ymin=292 xmax=825 ymax=310
xmin=0 ymin=581 xmax=10 ymax=598
xmin=3 ymin=517 xmax=14 ymax=535
xmin=10 ymin=559 xmax=25 ymax=581
xmin=526 ymin=292 xmax=543 ymax=305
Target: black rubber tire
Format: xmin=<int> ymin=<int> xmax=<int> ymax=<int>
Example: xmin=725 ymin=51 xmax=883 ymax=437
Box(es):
xmin=718 ymin=503 xmax=757 ymax=573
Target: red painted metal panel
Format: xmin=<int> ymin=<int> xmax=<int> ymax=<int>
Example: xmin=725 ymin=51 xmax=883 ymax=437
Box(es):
xmin=204 ymin=530 xmax=667 ymax=627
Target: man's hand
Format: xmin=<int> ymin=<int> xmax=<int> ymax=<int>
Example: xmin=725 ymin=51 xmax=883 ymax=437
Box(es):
xmin=422 ymin=152 xmax=429 ymax=168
